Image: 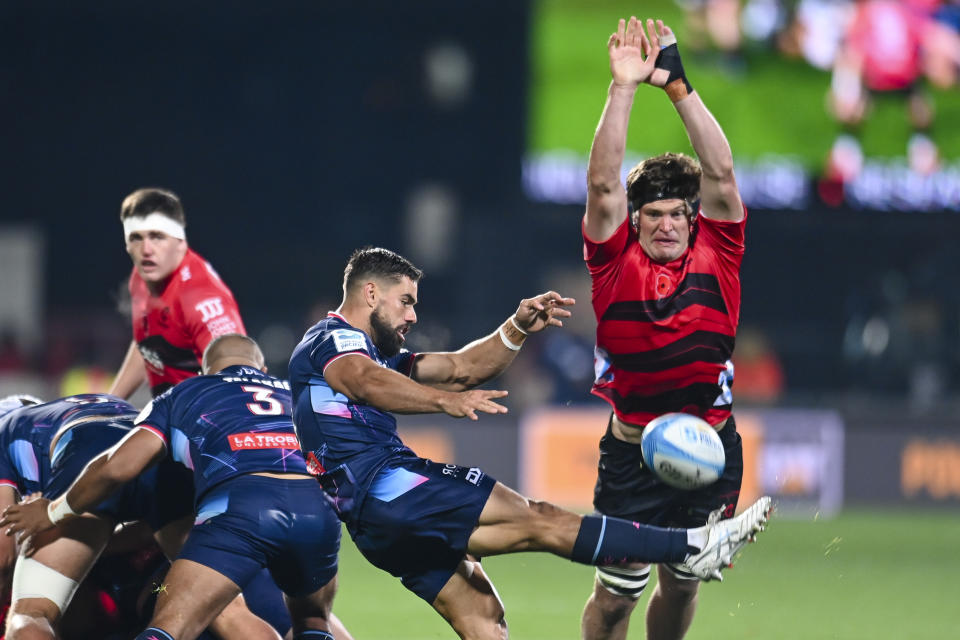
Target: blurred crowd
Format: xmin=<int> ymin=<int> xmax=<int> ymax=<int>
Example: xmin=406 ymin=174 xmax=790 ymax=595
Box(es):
xmin=676 ymin=0 xmax=960 ymax=183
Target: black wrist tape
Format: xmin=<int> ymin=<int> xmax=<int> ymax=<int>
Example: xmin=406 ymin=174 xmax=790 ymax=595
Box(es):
xmin=656 ymin=43 xmax=693 ymax=102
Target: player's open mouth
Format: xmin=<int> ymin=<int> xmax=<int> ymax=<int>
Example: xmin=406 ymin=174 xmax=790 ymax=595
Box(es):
xmin=397 ymin=326 xmax=409 ymax=342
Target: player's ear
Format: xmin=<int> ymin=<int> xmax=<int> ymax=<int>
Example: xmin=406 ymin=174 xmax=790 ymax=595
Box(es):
xmin=362 ymin=281 xmax=377 ymax=308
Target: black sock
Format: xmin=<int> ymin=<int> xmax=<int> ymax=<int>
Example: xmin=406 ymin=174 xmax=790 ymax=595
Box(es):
xmin=571 ymin=515 xmax=688 ymax=565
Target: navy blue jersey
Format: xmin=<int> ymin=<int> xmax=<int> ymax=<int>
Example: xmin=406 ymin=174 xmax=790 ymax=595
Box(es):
xmin=288 ymin=312 xmax=418 ymax=517
xmin=0 ymin=394 xmax=137 ymax=496
xmin=134 ymin=365 xmax=310 ymax=504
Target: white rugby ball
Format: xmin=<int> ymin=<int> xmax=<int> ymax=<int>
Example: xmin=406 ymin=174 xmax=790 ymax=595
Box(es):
xmin=641 ymin=413 xmax=725 ymax=490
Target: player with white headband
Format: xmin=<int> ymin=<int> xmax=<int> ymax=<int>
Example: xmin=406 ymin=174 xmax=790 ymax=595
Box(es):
xmin=109 ymin=187 xmax=246 ymax=400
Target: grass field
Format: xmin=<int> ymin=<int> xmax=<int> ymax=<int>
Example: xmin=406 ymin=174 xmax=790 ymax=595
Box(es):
xmin=333 ymin=509 xmax=960 ymax=639
xmin=529 ymin=0 xmax=960 ymax=168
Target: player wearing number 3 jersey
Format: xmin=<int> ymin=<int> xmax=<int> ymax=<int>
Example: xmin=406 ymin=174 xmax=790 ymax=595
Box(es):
xmin=1 ymin=336 xmax=350 ymax=640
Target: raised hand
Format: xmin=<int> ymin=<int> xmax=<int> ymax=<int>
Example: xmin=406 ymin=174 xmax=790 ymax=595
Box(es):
xmin=513 ymin=291 xmax=575 ymax=335
xmin=608 ymin=16 xmax=658 ymax=87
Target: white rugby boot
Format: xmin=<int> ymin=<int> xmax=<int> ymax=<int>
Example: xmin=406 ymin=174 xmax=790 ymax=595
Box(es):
xmin=682 ymin=496 xmax=773 ymax=581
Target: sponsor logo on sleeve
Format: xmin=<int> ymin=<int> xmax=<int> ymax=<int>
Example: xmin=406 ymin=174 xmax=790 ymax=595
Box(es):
xmin=332 ymin=329 xmax=368 ymax=353
xmin=194 ymin=297 xmax=225 ymax=323
xmin=206 ymin=316 xmax=238 ymax=337
xmin=228 ymin=432 xmax=302 ymax=451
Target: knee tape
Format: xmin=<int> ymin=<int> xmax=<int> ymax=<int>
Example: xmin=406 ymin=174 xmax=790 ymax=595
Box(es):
xmin=663 ymin=562 xmax=700 ymax=581
xmin=11 ymin=557 xmax=80 ymax=613
xmin=596 ymin=565 xmax=651 ymax=599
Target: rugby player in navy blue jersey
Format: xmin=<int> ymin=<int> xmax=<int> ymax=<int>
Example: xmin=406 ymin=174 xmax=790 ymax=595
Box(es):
xmin=1 ymin=335 xmax=351 ymax=640
xmin=581 ymin=16 xmax=753 ymax=640
xmin=286 ymin=246 xmax=771 ymax=639
xmin=0 ymin=393 xmax=245 ymax=639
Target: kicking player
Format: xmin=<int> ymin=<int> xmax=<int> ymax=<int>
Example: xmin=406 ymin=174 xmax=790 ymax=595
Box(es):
xmin=3 ymin=335 xmax=351 ymax=640
xmin=110 ymin=187 xmax=245 ymax=399
xmin=581 ymin=16 xmax=753 ymax=640
xmin=286 ymin=247 xmax=772 ymax=639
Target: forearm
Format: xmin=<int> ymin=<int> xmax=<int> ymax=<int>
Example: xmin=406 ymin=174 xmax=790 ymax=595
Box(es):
xmin=440 ymin=318 xmax=528 ymax=391
xmin=674 ymin=93 xmax=735 ymax=181
xmin=351 ymin=367 xmax=454 ymax=415
xmin=587 ymin=82 xmax=639 ymax=195
xmin=109 ymin=341 xmax=147 ymax=398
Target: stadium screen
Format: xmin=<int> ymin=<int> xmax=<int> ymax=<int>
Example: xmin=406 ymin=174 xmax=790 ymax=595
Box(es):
xmin=525 ymin=0 xmax=960 ymax=211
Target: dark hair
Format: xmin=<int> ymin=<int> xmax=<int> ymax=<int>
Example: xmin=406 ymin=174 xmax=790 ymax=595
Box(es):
xmin=119 ymin=187 xmax=186 ymax=225
xmin=626 ymin=153 xmax=701 ymax=217
xmin=343 ymin=247 xmax=423 ymax=292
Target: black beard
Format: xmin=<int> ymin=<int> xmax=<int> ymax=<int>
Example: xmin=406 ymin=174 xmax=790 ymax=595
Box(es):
xmin=370 ymin=307 xmax=404 ymax=357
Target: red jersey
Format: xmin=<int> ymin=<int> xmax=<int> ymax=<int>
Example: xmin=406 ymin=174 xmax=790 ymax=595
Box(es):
xmin=583 ymin=211 xmax=746 ymax=427
xmin=129 ymin=248 xmax=245 ymax=397
xmin=848 ymin=1 xmax=924 ymax=91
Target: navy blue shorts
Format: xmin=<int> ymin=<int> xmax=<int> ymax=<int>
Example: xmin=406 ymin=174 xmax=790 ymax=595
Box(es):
xmin=593 ymin=415 xmax=743 ymax=528
xmin=351 ymin=459 xmax=496 ymax=604
xmin=179 ymin=474 xmax=340 ymax=597
xmin=45 ymin=421 xmax=192 ymax=530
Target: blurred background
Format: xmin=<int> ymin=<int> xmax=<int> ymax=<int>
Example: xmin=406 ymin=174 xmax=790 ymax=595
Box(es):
xmin=1 ymin=1 xmax=959 ymax=636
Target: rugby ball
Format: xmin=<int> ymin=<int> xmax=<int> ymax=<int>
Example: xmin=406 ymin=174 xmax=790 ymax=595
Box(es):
xmin=640 ymin=413 xmax=725 ymax=490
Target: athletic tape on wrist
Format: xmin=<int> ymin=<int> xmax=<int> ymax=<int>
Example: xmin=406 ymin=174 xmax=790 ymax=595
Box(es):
xmin=47 ymin=497 xmax=79 ymax=525
xmin=656 ymin=38 xmax=693 ymax=102
xmin=499 ymin=327 xmax=523 ymax=351
xmin=509 ymin=316 xmax=528 ymax=335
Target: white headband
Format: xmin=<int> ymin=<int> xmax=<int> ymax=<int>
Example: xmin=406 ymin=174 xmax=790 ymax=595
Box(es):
xmin=123 ymin=212 xmax=186 ymax=241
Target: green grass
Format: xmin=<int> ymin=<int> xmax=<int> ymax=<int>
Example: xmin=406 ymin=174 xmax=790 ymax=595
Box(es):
xmin=333 ymin=509 xmax=960 ymax=639
xmin=528 ymin=0 xmax=960 ymax=167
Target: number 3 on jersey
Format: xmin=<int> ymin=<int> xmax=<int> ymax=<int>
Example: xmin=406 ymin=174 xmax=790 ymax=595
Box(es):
xmin=242 ymin=385 xmax=286 ymax=416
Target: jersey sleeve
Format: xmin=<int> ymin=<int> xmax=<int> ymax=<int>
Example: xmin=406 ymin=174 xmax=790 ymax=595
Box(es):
xmin=311 ymin=327 xmax=371 ymax=373
xmin=178 ymin=275 xmax=246 ymax=358
xmin=583 ymin=217 xmax=631 ymax=270
xmin=696 ymin=207 xmax=747 ymax=261
xmin=133 ymin=396 xmax=173 ymax=448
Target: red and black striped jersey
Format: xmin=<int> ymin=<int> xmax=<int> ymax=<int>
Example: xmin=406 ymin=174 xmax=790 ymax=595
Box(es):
xmin=583 ymin=210 xmax=746 ymax=427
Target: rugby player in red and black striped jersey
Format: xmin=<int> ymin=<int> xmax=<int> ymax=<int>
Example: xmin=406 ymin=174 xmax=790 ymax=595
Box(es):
xmin=580 ymin=17 xmax=749 ymax=640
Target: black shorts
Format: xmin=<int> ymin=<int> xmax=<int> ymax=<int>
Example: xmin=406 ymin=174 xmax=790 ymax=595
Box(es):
xmin=593 ymin=414 xmax=743 ymax=528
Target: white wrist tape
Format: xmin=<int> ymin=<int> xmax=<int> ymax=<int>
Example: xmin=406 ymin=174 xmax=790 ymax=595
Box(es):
xmin=499 ymin=327 xmax=522 ymax=351
xmin=47 ymin=497 xmax=79 ymax=525
xmin=123 ymin=212 xmax=186 ymax=241
xmin=509 ymin=316 xmax=528 ymax=335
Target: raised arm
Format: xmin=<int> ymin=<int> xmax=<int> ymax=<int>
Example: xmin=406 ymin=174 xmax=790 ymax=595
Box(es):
xmin=645 ymin=19 xmax=742 ymax=221
xmin=411 ymin=291 xmax=574 ymax=390
xmin=324 ymin=291 xmax=573 ymax=420
xmin=585 ymin=17 xmax=662 ymax=242
xmin=109 ymin=340 xmax=148 ymax=399
xmin=0 ymin=430 xmax=165 ymax=540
